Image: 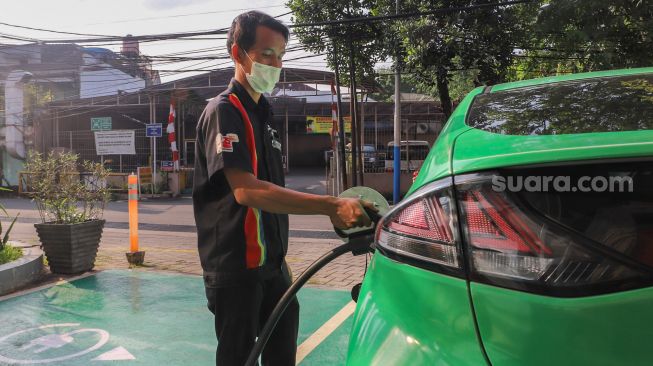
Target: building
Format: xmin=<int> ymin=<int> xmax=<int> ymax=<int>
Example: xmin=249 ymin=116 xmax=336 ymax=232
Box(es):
xmin=0 ymin=39 xmax=159 ymax=185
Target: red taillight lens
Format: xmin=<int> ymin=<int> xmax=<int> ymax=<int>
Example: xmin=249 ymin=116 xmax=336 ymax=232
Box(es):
xmin=377 ymin=182 xmax=460 ymax=269
xmin=388 ymin=197 xmax=453 ymax=242
xmin=461 ymin=190 xmax=557 ymax=281
xmin=463 ymin=191 xmax=551 ymax=255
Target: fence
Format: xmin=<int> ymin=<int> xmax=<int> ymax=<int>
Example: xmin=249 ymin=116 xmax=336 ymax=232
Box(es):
xmin=325 ymin=118 xmax=443 ymax=176
xmin=51 ymin=129 xmax=176 ymax=175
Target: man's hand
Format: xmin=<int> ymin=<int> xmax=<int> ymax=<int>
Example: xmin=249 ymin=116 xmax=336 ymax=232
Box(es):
xmin=329 ymin=198 xmax=378 ymax=230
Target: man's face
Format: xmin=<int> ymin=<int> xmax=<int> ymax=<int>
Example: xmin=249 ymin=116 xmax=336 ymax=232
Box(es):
xmin=238 ymin=25 xmax=287 ymax=72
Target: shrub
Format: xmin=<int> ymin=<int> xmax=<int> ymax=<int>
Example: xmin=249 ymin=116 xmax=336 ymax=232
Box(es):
xmin=24 ymin=151 xmax=110 ymax=224
xmin=0 ymin=245 xmax=22 ymax=265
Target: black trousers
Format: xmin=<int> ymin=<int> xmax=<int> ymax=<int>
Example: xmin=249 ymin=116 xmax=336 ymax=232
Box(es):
xmin=205 ymin=266 xmax=299 ymax=366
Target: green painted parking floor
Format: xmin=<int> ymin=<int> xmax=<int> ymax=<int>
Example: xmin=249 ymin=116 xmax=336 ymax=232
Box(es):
xmin=0 ymin=270 xmax=354 ymax=365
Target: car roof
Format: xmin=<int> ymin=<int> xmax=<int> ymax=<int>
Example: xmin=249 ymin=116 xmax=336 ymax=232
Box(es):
xmin=488 ymin=67 xmax=653 ymax=93
xmin=452 ymin=68 xmax=653 ymax=174
xmin=408 ymin=68 xmax=653 ymax=196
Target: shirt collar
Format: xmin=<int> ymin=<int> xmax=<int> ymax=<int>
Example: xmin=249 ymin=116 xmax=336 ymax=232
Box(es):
xmin=229 ymin=78 xmax=271 ymax=114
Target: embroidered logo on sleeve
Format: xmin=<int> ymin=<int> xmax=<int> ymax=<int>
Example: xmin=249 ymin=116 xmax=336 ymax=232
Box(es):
xmin=216 ymin=133 xmax=239 ymax=153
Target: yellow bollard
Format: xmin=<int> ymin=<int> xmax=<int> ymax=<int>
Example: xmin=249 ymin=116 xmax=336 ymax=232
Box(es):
xmin=126 ymin=173 xmax=145 ymax=265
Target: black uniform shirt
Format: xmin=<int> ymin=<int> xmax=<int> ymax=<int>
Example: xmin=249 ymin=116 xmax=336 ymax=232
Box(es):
xmin=193 ymin=79 xmax=288 ymax=287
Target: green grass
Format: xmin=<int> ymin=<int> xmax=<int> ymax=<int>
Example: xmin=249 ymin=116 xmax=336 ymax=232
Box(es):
xmin=0 ymin=245 xmax=22 ymax=265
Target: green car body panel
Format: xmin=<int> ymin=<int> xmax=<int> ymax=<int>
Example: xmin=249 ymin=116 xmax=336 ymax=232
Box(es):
xmin=452 ymin=128 xmax=653 ymax=175
xmin=346 ymin=254 xmax=488 ymax=366
xmin=470 ymin=283 xmax=653 ymax=366
xmin=347 ymin=67 xmax=653 ymax=365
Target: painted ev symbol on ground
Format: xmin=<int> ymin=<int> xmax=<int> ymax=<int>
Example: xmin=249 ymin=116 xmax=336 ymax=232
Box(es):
xmin=0 ymin=323 xmax=133 ymax=364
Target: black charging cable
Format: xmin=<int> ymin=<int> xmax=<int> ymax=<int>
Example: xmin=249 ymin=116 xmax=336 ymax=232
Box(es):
xmin=244 ymin=209 xmax=381 ymax=366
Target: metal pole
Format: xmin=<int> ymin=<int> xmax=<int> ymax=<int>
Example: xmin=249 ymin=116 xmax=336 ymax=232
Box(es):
xmin=393 ymin=0 xmax=402 ymax=204
xmin=348 ymin=43 xmax=358 ymax=187
xmin=153 ymin=136 xmax=157 ymax=195
xmin=284 ymin=101 xmax=290 ymax=174
xmin=374 ymin=103 xmax=378 ymax=159
xmin=332 ymin=39 xmax=348 ymax=190
xmin=359 ymin=93 xmax=365 ymax=185
xmin=153 ymin=96 xmax=157 ymax=195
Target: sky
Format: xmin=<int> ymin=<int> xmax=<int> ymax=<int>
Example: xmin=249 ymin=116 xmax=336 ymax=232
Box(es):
xmin=0 ymin=0 xmax=334 ymax=82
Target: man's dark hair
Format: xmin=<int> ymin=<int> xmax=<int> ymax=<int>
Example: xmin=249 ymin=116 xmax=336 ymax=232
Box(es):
xmin=227 ymin=11 xmax=290 ymax=55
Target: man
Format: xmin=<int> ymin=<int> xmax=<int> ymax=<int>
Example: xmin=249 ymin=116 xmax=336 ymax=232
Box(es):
xmin=192 ymin=11 xmax=374 ymax=366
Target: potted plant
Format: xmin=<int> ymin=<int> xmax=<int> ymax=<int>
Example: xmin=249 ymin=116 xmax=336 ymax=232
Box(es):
xmin=25 ymin=151 xmax=110 ymax=274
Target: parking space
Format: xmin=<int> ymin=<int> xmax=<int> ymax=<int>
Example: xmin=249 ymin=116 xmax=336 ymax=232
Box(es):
xmin=0 ymin=270 xmax=354 ymax=365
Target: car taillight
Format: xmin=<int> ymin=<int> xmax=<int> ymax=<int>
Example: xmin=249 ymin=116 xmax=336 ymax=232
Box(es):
xmin=376 ymin=179 xmax=461 ymax=270
xmin=457 ymin=173 xmax=652 ymax=296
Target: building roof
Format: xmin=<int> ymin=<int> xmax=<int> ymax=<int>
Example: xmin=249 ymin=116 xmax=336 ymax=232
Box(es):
xmin=47 ymin=67 xmax=380 ymax=107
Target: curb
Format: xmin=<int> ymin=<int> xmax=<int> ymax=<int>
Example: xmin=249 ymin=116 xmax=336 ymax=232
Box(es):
xmin=0 ymin=245 xmax=44 ymax=297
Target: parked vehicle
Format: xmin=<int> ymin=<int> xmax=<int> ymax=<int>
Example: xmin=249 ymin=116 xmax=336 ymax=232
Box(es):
xmin=347 ymin=67 xmax=653 ymax=365
xmin=384 ymin=140 xmax=430 ymax=172
xmin=362 ymin=144 xmax=385 ymax=171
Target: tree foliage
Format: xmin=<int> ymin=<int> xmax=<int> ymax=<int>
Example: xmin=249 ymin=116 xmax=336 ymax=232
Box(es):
xmin=288 ymin=0 xmax=653 ymax=119
xmin=378 ymin=0 xmax=536 ymax=117
xmin=287 ymin=0 xmax=389 ymax=87
xmin=511 ymin=0 xmax=653 ymax=79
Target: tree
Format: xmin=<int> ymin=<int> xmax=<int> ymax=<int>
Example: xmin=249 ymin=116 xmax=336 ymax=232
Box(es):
xmin=288 ymin=0 xmax=390 ymax=185
xmin=372 ymin=0 xmax=536 ymax=119
xmin=374 ymin=67 xmax=478 ymax=104
xmin=509 ymin=1 xmax=653 ymax=79
xmin=287 ymin=0 xmax=389 ymax=87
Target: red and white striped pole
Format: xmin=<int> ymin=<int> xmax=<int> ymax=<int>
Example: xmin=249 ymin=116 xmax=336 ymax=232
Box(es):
xmin=167 ymin=98 xmax=179 ymax=171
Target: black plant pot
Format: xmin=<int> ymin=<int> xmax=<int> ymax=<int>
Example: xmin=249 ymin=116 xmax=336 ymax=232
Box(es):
xmin=35 ymin=219 xmax=105 ymax=274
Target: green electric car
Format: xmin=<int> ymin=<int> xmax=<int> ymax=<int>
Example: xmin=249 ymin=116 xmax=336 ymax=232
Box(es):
xmin=347 ymin=68 xmax=653 ymax=365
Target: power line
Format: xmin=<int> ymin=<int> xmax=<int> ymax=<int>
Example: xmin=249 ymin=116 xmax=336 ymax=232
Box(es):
xmin=84 ymin=4 xmax=288 ymax=25
xmin=1 ymin=2 xmax=530 ymax=45
xmin=0 ymin=21 xmax=115 ymax=38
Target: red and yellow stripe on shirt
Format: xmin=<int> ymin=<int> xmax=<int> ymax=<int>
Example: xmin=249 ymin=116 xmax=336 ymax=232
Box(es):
xmin=228 ymin=93 xmax=267 ymax=268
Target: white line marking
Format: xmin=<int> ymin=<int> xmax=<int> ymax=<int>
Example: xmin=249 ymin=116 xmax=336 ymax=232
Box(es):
xmin=296 ymin=301 xmax=356 ymax=365
xmin=93 ymin=346 xmax=136 ymax=361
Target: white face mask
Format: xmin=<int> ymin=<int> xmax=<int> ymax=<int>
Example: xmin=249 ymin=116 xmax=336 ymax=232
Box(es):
xmin=244 ymin=52 xmax=281 ymax=94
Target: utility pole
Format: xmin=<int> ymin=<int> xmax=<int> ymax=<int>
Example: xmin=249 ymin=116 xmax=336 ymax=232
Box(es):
xmin=348 ymin=40 xmax=359 ymax=187
xmin=393 ymin=0 xmax=402 ymax=204
xmin=332 ymin=38 xmax=348 ymax=190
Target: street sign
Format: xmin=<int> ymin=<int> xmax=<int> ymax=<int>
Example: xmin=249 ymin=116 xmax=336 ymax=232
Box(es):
xmin=137 ymin=167 xmax=152 ymax=185
xmin=94 ymin=130 xmax=136 ymax=155
xmin=145 ymin=124 xmax=162 ymax=138
xmin=160 ymin=161 xmax=174 ymax=172
xmin=90 ymin=117 xmax=112 ymax=131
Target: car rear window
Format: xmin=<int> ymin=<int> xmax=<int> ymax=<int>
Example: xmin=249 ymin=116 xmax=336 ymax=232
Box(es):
xmin=509 ymin=161 xmax=653 ymax=268
xmin=467 ymin=73 xmax=653 ymax=135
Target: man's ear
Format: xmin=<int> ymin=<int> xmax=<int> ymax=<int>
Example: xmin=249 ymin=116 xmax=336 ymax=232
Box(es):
xmin=231 ymin=44 xmax=241 ymax=64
